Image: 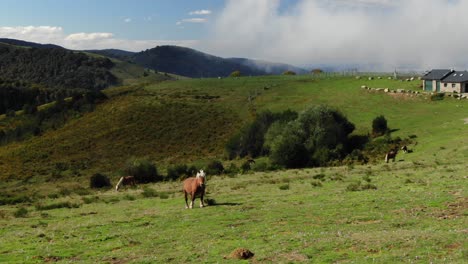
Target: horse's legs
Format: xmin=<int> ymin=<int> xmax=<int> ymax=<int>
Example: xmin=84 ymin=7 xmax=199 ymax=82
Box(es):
xmin=200 ymin=191 xmax=205 ymax=208
xmin=189 ymin=193 xmax=195 ymax=209
xmin=184 ymin=191 xmax=189 ymax=209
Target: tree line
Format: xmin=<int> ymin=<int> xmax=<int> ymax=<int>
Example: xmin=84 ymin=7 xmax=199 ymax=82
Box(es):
xmin=0 ymin=46 xmax=118 ymax=114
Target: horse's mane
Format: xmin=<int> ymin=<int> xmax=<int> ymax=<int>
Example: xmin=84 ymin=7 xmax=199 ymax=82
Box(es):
xmin=196 ymin=170 xmax=205 ymax=178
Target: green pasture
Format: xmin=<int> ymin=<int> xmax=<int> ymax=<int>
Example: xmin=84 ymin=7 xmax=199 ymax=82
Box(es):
xmin=0 ymin=74 xmax=466 ymax=262
xmin=0 ymin=161 xmax=466 ymax=263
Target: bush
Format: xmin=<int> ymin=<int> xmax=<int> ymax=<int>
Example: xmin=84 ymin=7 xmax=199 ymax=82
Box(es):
xmin=225 ymin=110 xmax=297 ymax=159
xmin=267 ymin=105 xmax=355 ymax=168
xmin=166 ymin=164 xmax=189 ymax=181
xmin=206 ymin=160 xmax=224 ymax=175
xmin=283 ymin=70 xmax=296 ymax=75
xmin=124 ymin=158 xmax=162 ymax=183
xmin=141 ymin=187 xmax=159 ymax=198
xmin=229 ymin=70 xmax=241 ymax=77
xmin=14 ymin=207 xmax=28 ymax=218
xmin=372 ymin=115 xmax=388 ymax=136
xmin=279 ymin=184 xmax=290 ymax=190
xmin=89 ymin=173 xmax=111 ymax=189
xmin=430 ymin=93 xmax=445 ymax=101
xmin=35 ymin=201 xmax=81 ymax=211
xmin=241 ymin=161 xmax=252 ymax=174
xmin=346 ymin=180 xmax=377 ymax=192
xmin=225 ymin=163 xmax=239 ymax=177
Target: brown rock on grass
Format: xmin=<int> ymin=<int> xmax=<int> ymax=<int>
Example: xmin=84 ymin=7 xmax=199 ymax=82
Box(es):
xmin=225 ymin=248 xmax=255 ymax=260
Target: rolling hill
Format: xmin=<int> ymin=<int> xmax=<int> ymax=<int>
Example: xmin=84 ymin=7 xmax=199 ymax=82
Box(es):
xmin=0 ymin=75 xmax=466 ymax=182
xmin=0 ymin=74 xmax=466 ymax=263
xmin=87 ymin=45 xmax=309 ymax=77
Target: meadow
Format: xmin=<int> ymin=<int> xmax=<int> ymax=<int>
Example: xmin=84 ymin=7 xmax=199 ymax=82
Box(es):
xmin=0 ymin=161 xmax=465 ymax=263
xmin=0 ymin=74 xmax=466 ymax=263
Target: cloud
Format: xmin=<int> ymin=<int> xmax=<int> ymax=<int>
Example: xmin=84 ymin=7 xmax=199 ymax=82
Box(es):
xmin=0 ymin=26 xmax=64 ymax=44
xmin=176 ymin=18 xmax=208 ymax=25
xmin=0 ymin=25 xmax=198 ymax=52
xmin=124 ymin=18 xmax=132 ymax=23
xmin=189 ymin=9 xmax=212 ymax=15
xmin=205 ymin=0 xmax=468 ymax=70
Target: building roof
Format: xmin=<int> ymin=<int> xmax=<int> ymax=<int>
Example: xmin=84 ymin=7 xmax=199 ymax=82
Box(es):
xmin=421 ymin=69 xmax=453 ymax=80
xmin=440 ymin=71 xmax=468 ymax=83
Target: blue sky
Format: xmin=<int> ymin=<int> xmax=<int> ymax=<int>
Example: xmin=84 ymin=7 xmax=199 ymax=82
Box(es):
xmin=0 ymin=0 xmax=225 ymax=39
xmin=0 ymin=0 xmax=466 ymax=70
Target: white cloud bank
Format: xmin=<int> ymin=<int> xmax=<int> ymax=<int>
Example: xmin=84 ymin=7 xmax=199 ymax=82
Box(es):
xmin=0 ymin=26 xmax=197 ymax=51
xmin=204 ymin=0 xmax=468 ymax=70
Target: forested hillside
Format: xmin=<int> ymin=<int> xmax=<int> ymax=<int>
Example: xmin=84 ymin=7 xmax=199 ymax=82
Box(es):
xmin=0 ymin=43 xmax=117 ymax=114
xmin=132 ymin=46 xmax=266 ymax=78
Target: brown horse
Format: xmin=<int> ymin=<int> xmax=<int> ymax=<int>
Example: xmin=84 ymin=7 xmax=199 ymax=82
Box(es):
xmin=385 ymin=149 xmax=398 ymax=163
xmin=183 ymin=170 xmax=206 ymax=209
xmin=115 ymin=176 xmax=136 ymax=191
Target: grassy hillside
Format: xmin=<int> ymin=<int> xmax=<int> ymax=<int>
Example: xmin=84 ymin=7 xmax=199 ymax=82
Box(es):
xmin=0 ymin=74 xmax=466 ymax=263
xmin=0 ymin=75 xmax=466 ymax=182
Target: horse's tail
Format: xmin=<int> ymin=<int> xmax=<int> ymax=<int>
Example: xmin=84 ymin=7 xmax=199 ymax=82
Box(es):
xmin=115 ymin=177 xmax=124 ymax=191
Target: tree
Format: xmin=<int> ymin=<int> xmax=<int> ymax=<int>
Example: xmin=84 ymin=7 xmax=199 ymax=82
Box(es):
xmin=267 ymin=105 xmax=355 ymax=168
xmin=229 ymin=70 xmax=241 ymax=77
xmin=225 ymin=110 xmax=298 ymax=159
xmin=311 ymin=69 xmax=324 ymax=74
xmin=124 ymin=158 xmax=162 ymax=183
xmin=372 ymin=115 xmax=388 ymax=136
xmin=283 ymin=70 xmax=296 ymax=75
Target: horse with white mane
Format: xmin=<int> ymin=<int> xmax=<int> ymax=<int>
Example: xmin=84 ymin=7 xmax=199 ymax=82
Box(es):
xmin=115 ymin=176 xmax=136 ymax=191
xmin=183 ymin=170 xmax=206 ymax=209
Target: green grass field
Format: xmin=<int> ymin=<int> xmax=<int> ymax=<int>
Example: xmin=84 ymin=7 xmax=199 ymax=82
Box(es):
xmin=0 ymin=161 xmax=466 ymax=263
xmin=0 ymin=75 xmax=466 ymax=263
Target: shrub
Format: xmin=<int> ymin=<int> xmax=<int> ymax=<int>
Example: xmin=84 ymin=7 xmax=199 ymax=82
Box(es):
xmin=124 ymin=158 xmax=162 ymax=183
xmin=311 ymin=180 xmax=323 ymax=187
xmin=251 ymin=160 xmax=269 ymax=172
xmin=226 ymin=110 xmax=297 ymax=159
xmin=229 ymin=70 xmax=241 ymax=77
xmin=35 ymin=201 xmax=81 ymax=211
xmin=225 ymin=163 xmax=239 ymax=176
xmin=346 ymin=181 xmax=377 ymax=191
xmin=279 ymin=184 xmax=290 ymax=190
xmin=82 ymin=196 xmax=99 ymax=204
xmin=267 ymin=105 xmax=355 ymax=168
xmin=372 ymin=115 xmax=388 ymax=136
xmin=89 ymin=173 xmax=111 ymax=189
xmin=206 ymin=160 xmax=224 ymax=175
xmin=14 ymin=207 xmax=28 ymax=218
xmin=241 ymin=161 xmax=252 ymax=174
xmin=430 ymin=93 xmax=445 ymax=101
xmin=166 ymin=164 xmax=189 ymax=181
xmin=283 ymin=70 xmax=296 ymax=75
xmin=311 ymin=69 xmax=323 ymax=74
xmin=141 ymin=187 xmax=159 ymax=198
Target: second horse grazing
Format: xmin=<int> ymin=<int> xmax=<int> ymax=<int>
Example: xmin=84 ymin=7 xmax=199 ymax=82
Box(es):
xmin=385 ymin=149 xmax=398 ymax=163
xmin=183 ymin=170 xmax=206 ymax=209
xmin=115 ymin=176 xmax=136 ymax=191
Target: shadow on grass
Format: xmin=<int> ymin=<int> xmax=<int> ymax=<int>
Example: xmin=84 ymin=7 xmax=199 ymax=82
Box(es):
xmin=205 ymin=199 xmax=242 ymax=207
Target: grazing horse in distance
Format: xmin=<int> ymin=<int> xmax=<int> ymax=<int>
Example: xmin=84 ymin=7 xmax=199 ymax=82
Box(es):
xmin=183 ymin=170 xmax=206 ymax=209
xmin=401 ymin=145 xmax=408 ymax=153
xmin=385 ymin=149 xmax=398 ymax=163
xmin=115 ymin=176 xmax=136 ymax=191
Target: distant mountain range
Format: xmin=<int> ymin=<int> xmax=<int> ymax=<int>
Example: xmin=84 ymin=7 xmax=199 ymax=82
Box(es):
xmin=0 ymin=38 xmax=64 ymax=49
xmin=87 ymin=46 xmax=309 ymax=77
xmin=0 ymin=38 xmax=309 ymax=78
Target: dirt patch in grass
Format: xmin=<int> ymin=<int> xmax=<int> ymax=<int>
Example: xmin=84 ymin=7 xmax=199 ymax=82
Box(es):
xmin=224 ymin=248 xmax=254 ymax=260
xmin=436 ymin=197 xmax=467 ymax=220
